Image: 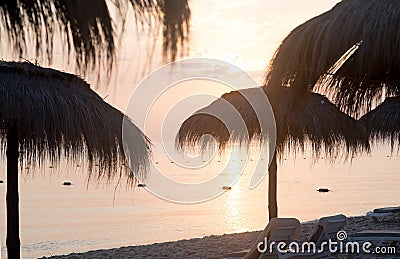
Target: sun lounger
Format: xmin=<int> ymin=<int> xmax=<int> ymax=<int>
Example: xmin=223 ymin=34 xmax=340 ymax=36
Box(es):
xmin=223 ymin=218 xmax=301 ymax=259
xmin=308 ymin=214 xmax=347 ymax=245
xmin=346 ymin=231 xmax=400 ymax=258
xmin=366 ymin=211 xmax=398 ymax=222
xmin=277 ymin=214 xmax=347 ymax=259
xmin=225 ymin=215 xmax=347 ymax=259
xmin=349 ymin=230 xmax=400 ymax=242
xmin=265 ymin=214 xmax=347 ymax=259
xmin=373 ymin=206 xmax=400 ymax=214
xmin=365 ymin=206 xmax=400 ymax=223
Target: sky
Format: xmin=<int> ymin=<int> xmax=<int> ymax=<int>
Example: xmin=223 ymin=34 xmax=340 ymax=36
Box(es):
xmin=0 ymin=0 xmax=342 ymax=109
xmin=106 ymin=0 xmax=342 ymax=141
xmin=0 ymin=0 xmax=342 ymax=141
xmin=95 ymin=0 xmax=342 ymax=110
xmin=187 ymin=0 xmax=341 ymax=72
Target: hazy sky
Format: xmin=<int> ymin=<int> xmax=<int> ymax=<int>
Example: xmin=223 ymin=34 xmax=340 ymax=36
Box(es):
xmin=1 ymin=1 xmax=342 ymax=141
xmin=187 ymin=0 xmax=341 ymax=72
xmin=97 ymin=0 xmax=342 ymax=110
xmin=104 ymin=0 xmax=342 ymax=141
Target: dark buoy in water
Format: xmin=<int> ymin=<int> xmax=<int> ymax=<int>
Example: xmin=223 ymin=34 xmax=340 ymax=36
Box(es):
xmin=63 ymin=181 xmax=72 ymax=186
xmin=317 ymin=188 xmax=330 ymax=193
xmin=0 ymin=180 xmax=4 ymax=184
xmin=137 ymin=183 xmax=146 ymax=187
xmin=222 ymin=186 xmax=232 ymax=190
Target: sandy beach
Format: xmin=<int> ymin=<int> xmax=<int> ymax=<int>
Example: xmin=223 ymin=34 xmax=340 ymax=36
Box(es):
xmin=46 ymin=213 xmax=400 ymax=258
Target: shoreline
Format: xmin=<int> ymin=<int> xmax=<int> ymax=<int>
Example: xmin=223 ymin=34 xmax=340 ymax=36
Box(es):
xmin=46 ymin=213 xmax=400 ymax=258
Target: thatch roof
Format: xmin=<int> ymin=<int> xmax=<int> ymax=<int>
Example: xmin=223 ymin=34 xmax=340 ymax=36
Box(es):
xmin=0 ymin=0 xmax=190 ymax=74
xmin=264 ymin=0 xmax=400 ymax=116
xmin=0 ymin=61 xmax=150 ymax=183
xmin=359 ymin=96 xmax=400 ymax=149
xmin=177 ymin=87 xmax=369 ymax=160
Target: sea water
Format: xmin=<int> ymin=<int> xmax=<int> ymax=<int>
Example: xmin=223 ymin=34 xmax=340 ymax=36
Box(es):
xmin=0 ymin=143 xmax=399 ymax=258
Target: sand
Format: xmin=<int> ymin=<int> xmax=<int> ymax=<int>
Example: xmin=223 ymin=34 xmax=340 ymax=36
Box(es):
xmin=46 ymin=214 xmax=400 ymax=259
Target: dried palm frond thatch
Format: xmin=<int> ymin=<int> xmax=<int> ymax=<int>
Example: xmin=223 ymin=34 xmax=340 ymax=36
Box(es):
xmin=177 ymin=87 xmax=369 ymax=160
xmin=177 ymin=88 xmax=275 ymax=151
xmin=0 ymin=61 xmax=150 ymax=182
xmin=1 ymin=60 xmax=151 ymax=258
xmin=264 ymin=0 xmax=400 ymax=116
xmin=0 ymin=0 xmax=190 ymax=74
xmin=359 ymin=96 xmax=400 ymax=149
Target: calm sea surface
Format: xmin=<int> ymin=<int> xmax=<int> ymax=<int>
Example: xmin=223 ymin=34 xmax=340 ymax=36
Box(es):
xmin=0 ymin=143 xmax=399 ymax=258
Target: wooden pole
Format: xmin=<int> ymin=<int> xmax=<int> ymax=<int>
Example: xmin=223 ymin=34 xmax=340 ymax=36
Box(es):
xmin=6 ymin=124 xmax=20 ymax=259
xmin=268 ymin=152 xmax=278 ymax=220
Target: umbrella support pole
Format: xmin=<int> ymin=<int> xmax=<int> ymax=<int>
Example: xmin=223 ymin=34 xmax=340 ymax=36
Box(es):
xmin=6 ymin=125 xmax=20 ymax=259
xmin=268 ymin=153 xmax=278 ymax=220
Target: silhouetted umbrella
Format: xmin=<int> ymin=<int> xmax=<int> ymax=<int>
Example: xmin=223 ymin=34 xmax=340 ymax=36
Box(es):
xmin=0 ymin=61 xmax=150 ymax=258
xmin=0 ymin=0 xmax=190 ymax=73
xmin=359 ymin=96 xmax=400 ymax=149
xmin=265 ymin=0 xmax=400 ymax=116
xmin=177 ymin=88 xmax=369 ymax=219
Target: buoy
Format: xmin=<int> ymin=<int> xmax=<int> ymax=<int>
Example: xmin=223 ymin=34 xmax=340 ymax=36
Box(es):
xmin=317 ymin=188 xmax=330 ymax=193
xmin=0 ymin=180 xmax=4 ymax=184
xmin=137 ymin=183 xmax=146 ymax=187
xmin=49 ymin=165 xmax=54 ymax=168
xmin=222 ymin=186 xmax=232 ymax=190
xmin=63 ymin=181 xmax=72 ymax=186
xmin=76 ymin=165 xmax=80 ymax=167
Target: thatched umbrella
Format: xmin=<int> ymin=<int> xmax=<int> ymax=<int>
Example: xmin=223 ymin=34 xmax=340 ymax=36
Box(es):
xmin=0 ymin=61 xmax=150 ymax=258
xmin=0 ymin=0 xmax=190 ymax=74
xmin=265 ymin=0 xmax=400 ymax=116
xmin=359 ymin=96 xmax=400 ymax=149
xmin=177 ymin=87 xmax=369 ymax=220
